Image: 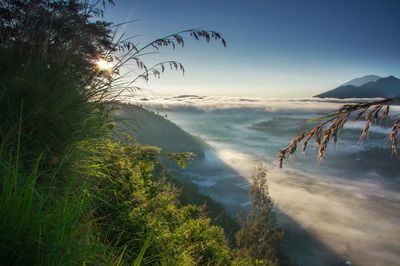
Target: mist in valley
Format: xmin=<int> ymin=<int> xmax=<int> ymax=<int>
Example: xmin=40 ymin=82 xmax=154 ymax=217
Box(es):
xmin=133 ymin=95 xmax=400 ymax=265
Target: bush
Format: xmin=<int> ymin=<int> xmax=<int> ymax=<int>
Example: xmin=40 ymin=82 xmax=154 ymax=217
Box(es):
xmin=86 ymin=139 xmax=233 ymax=265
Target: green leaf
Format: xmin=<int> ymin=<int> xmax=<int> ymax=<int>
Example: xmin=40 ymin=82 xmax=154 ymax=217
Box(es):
xmin=163 ymin=152 xmax=195 ymax=168
xmin=132 ymin=234 xmax=153 ymax=266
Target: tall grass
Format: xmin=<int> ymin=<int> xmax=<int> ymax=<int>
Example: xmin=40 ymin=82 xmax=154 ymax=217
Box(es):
xmin=0 ymin=95 xmax=112 ymax=264
xmin=0 ymin=151 xmax=109 ymax=264
xmin=0 ymin=52 xmax=112 ymax=168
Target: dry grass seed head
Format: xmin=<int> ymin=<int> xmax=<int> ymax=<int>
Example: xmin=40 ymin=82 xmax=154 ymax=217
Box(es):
xmin=390 ymin=120 xmax=400 ymax=157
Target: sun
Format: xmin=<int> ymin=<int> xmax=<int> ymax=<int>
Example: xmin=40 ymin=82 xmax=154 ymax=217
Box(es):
xmin=96 ymin=58 xmax=113 ymax=71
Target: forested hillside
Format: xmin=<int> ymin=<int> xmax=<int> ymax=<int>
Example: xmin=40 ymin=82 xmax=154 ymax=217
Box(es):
xmin=113 ymin=103 xmax=206 ymax=158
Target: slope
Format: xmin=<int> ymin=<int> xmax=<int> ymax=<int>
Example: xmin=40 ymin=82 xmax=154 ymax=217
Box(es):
xmin=316 ymin=75 xmax=400 ymax=98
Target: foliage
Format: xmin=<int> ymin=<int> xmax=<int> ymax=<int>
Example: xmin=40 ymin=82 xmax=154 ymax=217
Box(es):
xmin=0 ymin=0 xmax=115 ymax=167
xmin=84 ymin=139 xmax=233 ymax=265
xmin=163 ymin=152 xmax=195 ymax=168
xmin=279 ymin=97 xmax=400 ymax=167
xmin=0 ymin=0 xmax=115 ymax=83
xmin=235 ymin=164 xmax=283 ymax=266
xmin=171 ymin=174 xmax=241 ymax=246
xmin=0 ymin=151 xmax=114 ymax=265
xmin=0 ymin=52 xmax=112 ymax=168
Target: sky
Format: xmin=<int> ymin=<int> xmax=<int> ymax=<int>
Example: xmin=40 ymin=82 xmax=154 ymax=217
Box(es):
xmin=105 ymin=0 xmax=400 ymax=98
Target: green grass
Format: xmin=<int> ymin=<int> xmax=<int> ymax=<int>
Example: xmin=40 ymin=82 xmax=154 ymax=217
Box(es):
xmin=0 ymin=154 xmax=111 ymax=265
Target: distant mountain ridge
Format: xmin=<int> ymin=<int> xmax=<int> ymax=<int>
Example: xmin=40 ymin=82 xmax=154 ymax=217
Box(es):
xmin=316 ymin=75 xmax=400 ymax=99
xmin=341 ymin=75 xmax=381 ymax=87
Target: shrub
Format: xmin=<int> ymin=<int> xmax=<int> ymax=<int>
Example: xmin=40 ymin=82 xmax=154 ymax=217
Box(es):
xmin=85 ymin=139 xmax=233 ymax=265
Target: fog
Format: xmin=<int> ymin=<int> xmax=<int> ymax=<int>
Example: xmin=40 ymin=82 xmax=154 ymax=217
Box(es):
xmin=135 ymin=96 xmax=400 ymax=265
xmin=128 ymin=94 xmax=397 ymax=113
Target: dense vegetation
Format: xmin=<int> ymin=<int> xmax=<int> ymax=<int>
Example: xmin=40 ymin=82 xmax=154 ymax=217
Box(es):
xmin=0 ymin=0 xmax=281 ymax=265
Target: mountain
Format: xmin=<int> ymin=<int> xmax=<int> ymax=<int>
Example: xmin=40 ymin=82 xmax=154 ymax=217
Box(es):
xmin=316 ymin=75 xmax=400 ymax=98
xmin=341 ymin=74 xmax=381 ymax=87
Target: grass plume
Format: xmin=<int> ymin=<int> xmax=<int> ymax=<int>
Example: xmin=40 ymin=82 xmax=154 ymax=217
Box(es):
xmin=278 ymin=98 xmax=400 ymax=168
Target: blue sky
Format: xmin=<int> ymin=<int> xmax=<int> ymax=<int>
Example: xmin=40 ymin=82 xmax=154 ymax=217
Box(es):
xmin=105 ymin=0 xmax=400 ymax=97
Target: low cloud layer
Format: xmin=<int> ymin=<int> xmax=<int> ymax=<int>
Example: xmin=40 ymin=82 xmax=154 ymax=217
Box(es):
xmin=128 ymin=94 xmax=400 ymax=115
xmin=140 ymin=96 xmax=400 ymax=265
xmin=200 ymin=141 xmax=400 ymax=266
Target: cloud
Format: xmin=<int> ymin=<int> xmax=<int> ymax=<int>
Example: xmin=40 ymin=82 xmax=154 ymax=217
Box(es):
xmin=126 ymin=94 xmax=400 ymax=114
xmin=344 ymin=121 xmax=391 ymax=135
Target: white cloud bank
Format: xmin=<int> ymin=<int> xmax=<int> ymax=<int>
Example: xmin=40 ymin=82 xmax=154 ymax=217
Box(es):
xmin=126 ymin=94 xmax=400 ymax=114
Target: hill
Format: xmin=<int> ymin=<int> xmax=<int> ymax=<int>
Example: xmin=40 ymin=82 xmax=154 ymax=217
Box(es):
xmin=316 ymin=75 xmax=400 ymax=98
xmin=112 ymin=103 xmax=207 ymax=158
xmin=112 ymin=103 xmax=239 ymax=243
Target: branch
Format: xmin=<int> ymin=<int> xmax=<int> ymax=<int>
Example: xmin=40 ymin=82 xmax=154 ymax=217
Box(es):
xmin=278 ymin=97 xmax=400 ymax=168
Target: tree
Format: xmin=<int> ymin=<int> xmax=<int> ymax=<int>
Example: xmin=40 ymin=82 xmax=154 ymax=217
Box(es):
xmin=236 ymin=164 xmax=283 ymax=266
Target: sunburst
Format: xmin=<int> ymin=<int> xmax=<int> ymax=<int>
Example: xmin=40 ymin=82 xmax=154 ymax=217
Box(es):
xmin=96 ymin=58 xmax=113 ymax=71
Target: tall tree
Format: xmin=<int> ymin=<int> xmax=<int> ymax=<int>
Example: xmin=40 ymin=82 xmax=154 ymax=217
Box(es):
xmin=236 ymin=164 xmax=283 ymax=266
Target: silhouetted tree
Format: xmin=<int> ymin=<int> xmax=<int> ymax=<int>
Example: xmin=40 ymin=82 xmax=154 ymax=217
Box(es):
xmin=0 ymin=0 xmax=115 ymax=84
